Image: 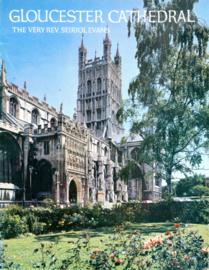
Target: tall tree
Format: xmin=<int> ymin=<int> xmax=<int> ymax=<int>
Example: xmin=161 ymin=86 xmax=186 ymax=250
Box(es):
xmin=118 ymin=0 xmax=209 ymax=193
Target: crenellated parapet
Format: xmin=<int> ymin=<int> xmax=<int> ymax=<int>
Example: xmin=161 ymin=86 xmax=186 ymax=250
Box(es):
xmin=33 ymin=123 xmax=58 ymax=135
xmin=57 ymin=113 xmax=88 ymax=141
xmin=7 ymin=82 xmax=58 ymax=116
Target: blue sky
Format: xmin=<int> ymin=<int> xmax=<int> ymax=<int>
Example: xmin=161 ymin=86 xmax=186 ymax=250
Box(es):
xmin=0 ymin=0 xmax=209 ymax=116
xmin=1 ymin=0 xmax=209 ymax=178
xmin=0 ymin=0 xmax=142 ymax=115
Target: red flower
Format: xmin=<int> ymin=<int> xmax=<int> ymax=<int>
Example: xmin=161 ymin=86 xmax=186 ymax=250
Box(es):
xmin=115 ymin=258 xmax=122 ymax=266
xmin=165 ymin=231 xmax=171 ymax=235
xmin=144 ymin=236 xmax=162 ymax=249
xmin=174 ymin=223 xmax=180 ymax=229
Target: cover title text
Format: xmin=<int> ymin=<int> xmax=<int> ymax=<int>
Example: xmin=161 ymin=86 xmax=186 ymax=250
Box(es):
xmin=9 ymin=9 xmax=195 ymax=24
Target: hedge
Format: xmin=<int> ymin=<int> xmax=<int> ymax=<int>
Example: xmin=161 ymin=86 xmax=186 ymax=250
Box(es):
xmin=0 ymin=200 xmax=208 ymax=238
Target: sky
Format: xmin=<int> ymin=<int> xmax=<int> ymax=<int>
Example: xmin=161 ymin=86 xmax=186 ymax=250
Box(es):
xmin=1 ymin=0 xmax=209 ymax=179
xmin=0 ymin=0 xmax=142 ymax=115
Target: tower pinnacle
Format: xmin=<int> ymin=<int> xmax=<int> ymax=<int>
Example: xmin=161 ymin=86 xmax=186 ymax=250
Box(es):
xmin=103 ymin=31 xmax=112 ymax=62
xmin=116 ymin=43 xmax=120 ymax=57
xmin=59 ymin=102 xmax=63 ymax=114
xmin=24 ymin=81 xmax=27 ymax=90
xmin=1 ymin=60 xmax=6 ymax=86
xmin=80 ymin=33 xmax=84 ymax=49
xmin=115 ymin=43 xmax=121 ymax=66
xmin=79 ymin=34 xmax=87 ymax=69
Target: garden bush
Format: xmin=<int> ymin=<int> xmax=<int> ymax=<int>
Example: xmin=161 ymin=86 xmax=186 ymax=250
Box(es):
xmin=1 ymin=200 xmax=208 ymax=239
xmin=1 ymin=213 xmax=28 ymax=239
xmin=133 ymin=200 xmax=209 ymax=223
xmin=31 ymin=221 xmax=48 ymax=235
xmin=150 ymin=224 xmax=209 ymax=270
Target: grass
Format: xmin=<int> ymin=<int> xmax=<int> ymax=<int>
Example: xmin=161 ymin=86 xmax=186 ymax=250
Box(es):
xmin=4 ymin=223 xmax=209 ymax=269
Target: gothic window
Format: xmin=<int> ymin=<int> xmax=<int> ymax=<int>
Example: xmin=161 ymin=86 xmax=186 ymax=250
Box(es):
xmin=0 ymin=132 xmax=21 ymax=189
xmin=104 ymin=165 xmax=108 ymax=178
xmin=44 ymin=141 xmax=50 ymax=155
xmin=113 ymin=168 xmax=117 ymax=193
xmin=103 ymin=97 xmax=107 ymax=107
xmin=131 ymin=147 xmax=140 ymax=161
xmin=87 ymin=80 xmax=92 ymax=93
xmin=104 ymin=147 xmax=108 ymax=157
xmin=96 ymin=122 xmax=101 ymax=130
xmin=87 ymin=110 xmax=91 ymax=122
xmin=93 ymin=161 xmax=99 ymax=189
xmin=32 ymin=159 xmax=53 ymax=199
xmin=50 ymin=117 xmax=56 ymax=127
xmin=9 ymin=97 xmax=18 ymax=118
xmin=97 ymin=78 xmax=102 ymax=92
xmin=69 ymin=180 xmax=77 ymax=203
xmin=31 ymin=109 xmax=40 ymax=125
xmin=97 ymin=142 xmax=100 ymax=154
xmin=97 ymin=108 xmax=101 ymax=120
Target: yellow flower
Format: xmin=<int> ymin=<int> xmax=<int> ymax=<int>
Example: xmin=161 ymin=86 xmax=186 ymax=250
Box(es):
xmin=58 ymin=219 xmax=65 ymax=226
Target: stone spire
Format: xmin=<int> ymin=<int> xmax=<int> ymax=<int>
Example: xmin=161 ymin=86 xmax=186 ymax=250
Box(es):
xmin=104 ymin=25 xmax=110 ymax=42
xmin=79 ymin=34 xmax=87 ymax=69
xmin=103 ymin=28 xmax=112 ymax=62
xmin=115 ymin=43 xmax=121 ymax=66
xmin=80 ymin=33 xmax=84 ymax=49
xmin=24 ymin=81 xmax=27 ymax=90
xmin=59 ymin=102 xmax=63 ymax=114
xmin=1 ymin=60 xmax=6 ymax=86
xmin=73 ymin=107 xmax=77 ymax=120
xmin=116 ymin=43 xmax=120 ymax=57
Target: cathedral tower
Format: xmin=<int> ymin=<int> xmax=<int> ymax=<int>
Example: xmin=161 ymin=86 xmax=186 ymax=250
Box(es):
xmin=76 ymin=34 xmax=123 ymax=141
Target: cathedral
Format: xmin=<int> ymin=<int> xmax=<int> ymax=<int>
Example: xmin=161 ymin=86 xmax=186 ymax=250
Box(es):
xmin=0 ymin=34 xmax=161 ymax=206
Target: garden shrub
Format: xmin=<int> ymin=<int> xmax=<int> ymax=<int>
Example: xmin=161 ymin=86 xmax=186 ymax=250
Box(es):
xmin=1 ymin=213 xmax=28 ymax=239
xmin=31 ymin=221 xmax=48 ymax=235
xmin=181 ymin=200 xmax=209 ymax=223
xmin=1 ymin=200 xmax=208 ymax=238
xmin=133 ymin=200 xmax=209 ymax=223
xmin=150 ymin=224 xmax=209 ymax=270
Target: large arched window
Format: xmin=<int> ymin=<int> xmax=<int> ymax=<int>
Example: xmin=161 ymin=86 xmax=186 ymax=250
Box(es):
xmin=9 ymin=97 xmax=18 ymax=118
xmin=131 ymin=147 xmax=140 ymax=161
xmin=50 ymin=117 xmax=56 ymax=128
xmin=69 ymin=180 xmax=77 ymax=203
xmin=97 ymin=78 xmax=102 ymax=92
xmin=31 ymin=109 xmax=40 ymax=125
xmin=0 ymin=132 xmax=22 ymax=201
xmin=87 ymin=80 xmax=92 ymax=93
xmin=32 ymin=159 xmax=53 ymax=200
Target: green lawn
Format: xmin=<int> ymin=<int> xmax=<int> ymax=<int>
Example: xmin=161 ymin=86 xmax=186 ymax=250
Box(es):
xmin=4 ymin=223 xmax=209 ymax=270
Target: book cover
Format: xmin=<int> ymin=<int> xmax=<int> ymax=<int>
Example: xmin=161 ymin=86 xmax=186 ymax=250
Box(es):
xmin=0 ymin=0 xmax=209 ymax=269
